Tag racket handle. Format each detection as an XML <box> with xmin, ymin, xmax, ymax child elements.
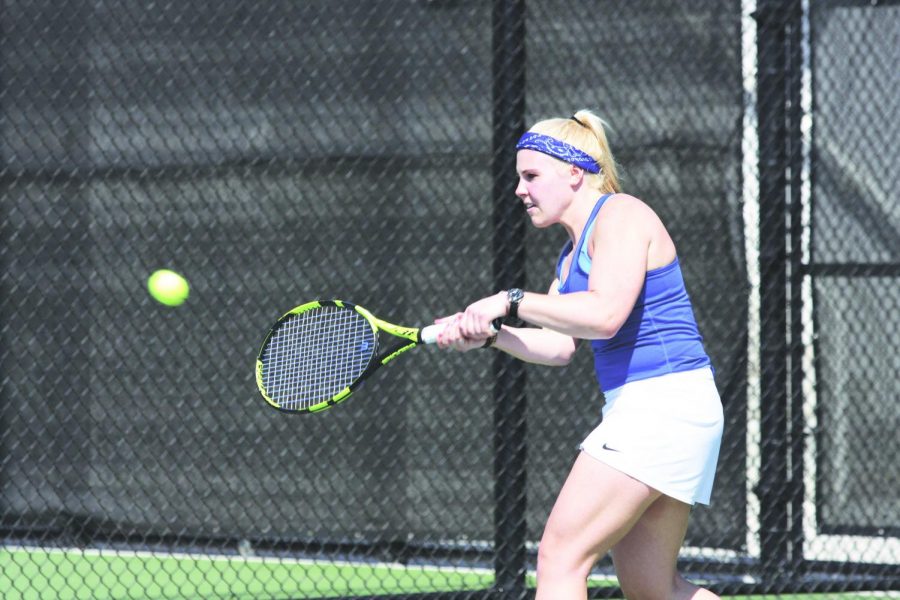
<box><xmin>420</xmin><ymin>318</ymin><xmax>502</xmax><ymax>345</ymax></box>
<box><xmin>419</xmin><ymin>323</ymin><xmax>445</xmax><ymax>344</ymax></box>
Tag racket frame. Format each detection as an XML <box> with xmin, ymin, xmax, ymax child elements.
<box><xmin>255</xmin><ymin>299</ymin><xmax>431</xmax><ymax>414</ymax></box>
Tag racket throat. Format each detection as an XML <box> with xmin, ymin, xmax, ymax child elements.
<box><xmin>379</xmin><ymin>342</ymin><xmax>418</xmax><ymax>365</ymax></box>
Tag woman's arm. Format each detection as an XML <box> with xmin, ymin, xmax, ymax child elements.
<box><xmin>458</xmin><ymin>196</ymin><xmax>655</xmax><ymax>340</ymax></box>
<box><xmin>490</xmin><ymin>279</ymin><xmax>578</xmax><ymax>366</ymax></box>
<box><xmin>491</xmin><ymin>324</ymin><xmax>578</xmax><ymax>366</ymax></box>
<box><xmin>436</xmin><ymin>280</ymin><xmax>578</xmax><ymax>366</ymax></box>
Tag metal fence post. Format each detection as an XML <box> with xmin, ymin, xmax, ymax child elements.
<box><xmin>755</xmin><ymin>0</ymin><xmax>801</xmax><ymax>587</ymax></box>
<box><xmin>785</xmin><ymin>0</ymin><xmax>806</xmax><ymax>582</ymax></box>
<box><xmin>491</xmin><ymin>0</ymin><xmax>527</xmax><ymax>597</ymax></box>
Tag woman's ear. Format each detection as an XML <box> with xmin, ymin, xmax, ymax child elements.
<box><xmin>569</xmin><ymin>164</ymin><xmax>585</xmax><ymax>186</ymax></box>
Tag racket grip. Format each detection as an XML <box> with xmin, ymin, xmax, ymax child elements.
<box><xmin>419</xmin><ymin>323</ymin><xmax>446</xmax><ymax>344</ymax></box>
<box><xmin>420</xmin><ymin>318</ymin><xmax>502</xmax><ymax>345</ymax></box>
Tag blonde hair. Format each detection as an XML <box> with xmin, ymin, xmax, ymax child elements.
<box><xmin>528</xmin><ymin>109</ymin><xmax>620</xmax><ymax>194</ymax></box>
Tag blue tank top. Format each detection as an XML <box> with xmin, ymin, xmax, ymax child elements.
<box><xmin>556</xmin><ymin>195</ymin><xmax>711</xmax><ymax>391</ymax></box>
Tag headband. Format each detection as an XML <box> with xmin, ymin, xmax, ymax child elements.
<box><xmin>515</xmin><ymin>131</ymin><xmax>601</xmax><ymax>174</ymax></box>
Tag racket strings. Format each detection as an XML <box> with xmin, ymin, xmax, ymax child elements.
<box><xmin>261</xmin><ymin>306</ymin><xmax>376</xmax><ymax>410</ymax></box>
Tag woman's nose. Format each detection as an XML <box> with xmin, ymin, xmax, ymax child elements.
<box><xmin>515</xmin><ymin>178</ymin><xmax>527</xmax><ymax>198</ymax></box>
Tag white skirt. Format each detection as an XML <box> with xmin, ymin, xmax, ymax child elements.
<box><xmin>579</xmin><ymin>367</ymin><xmax>723</xmax><ymax>505</ymax></box>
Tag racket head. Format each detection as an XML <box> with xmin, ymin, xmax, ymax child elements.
<box><xmin>255</xmin><ymin>300</ymin><xmax>379</xmax><ymax>414</ymax></box>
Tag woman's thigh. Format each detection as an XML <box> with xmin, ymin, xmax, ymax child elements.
<box><xmin>539</xmin><ymin>451</ymin><xmax>661</xmax><ymax>572</ymax></box>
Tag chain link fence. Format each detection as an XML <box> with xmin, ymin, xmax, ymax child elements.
<box><xmin>803</xmin><ymin>0</ymin><xmax>899</xmax><ymax>567</ymax></box>
<box><xmin>0</xmin><ymin>1</ymin><xmax>896</xmax><ymax>598</ymax></box>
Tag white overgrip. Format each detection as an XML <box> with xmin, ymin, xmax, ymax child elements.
<box><xmin>419</xmin><ymin>320</ymin><xmax>500</xmax><ymax>345</ymax></box>
<box><xmin>419</xmin><ymin>323</ymin><xmax>446</xmax><ymax>344</ymax></box>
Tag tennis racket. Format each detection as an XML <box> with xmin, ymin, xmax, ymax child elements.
<box><xmin>255</xmin><ymin>299</ymin><xmax>499</xmax><ymax>414</ymax></box>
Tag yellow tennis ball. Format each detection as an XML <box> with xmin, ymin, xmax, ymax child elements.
<box><xmin>147</xmin><ymin>269</ymin><xmax>190</xmax><ymax>307</ymax></box>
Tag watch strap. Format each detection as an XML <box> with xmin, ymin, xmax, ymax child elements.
<box><xmin>507</xmin><ymin>288</ymin><xmax>524</xmax><ymax>320</ymax></box>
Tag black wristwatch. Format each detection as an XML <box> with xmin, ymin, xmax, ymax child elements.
<box><xmin>506</xmin><ymin>288</ymin><xmax>525</xmax><ymax>320</ymax></box>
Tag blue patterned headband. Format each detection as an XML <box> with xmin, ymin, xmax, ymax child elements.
<box><xmin>515</xmin><ymin>131</ymin><xmax>601</xmax><ymax>174</ymax></box>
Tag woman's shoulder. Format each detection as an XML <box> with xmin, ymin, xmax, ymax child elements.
<box><xmin>597</xmin><ymin>193</ymin><xmax>675</xmax><ymax>266</ymax></box>
<box><xmin>598</xmin><ymin>193</ymin><xmax>657</xmax><ymax>222</ymax></box>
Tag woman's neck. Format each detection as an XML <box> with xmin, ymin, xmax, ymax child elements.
<box><xmin>561</xmin><ymin>189</ymin><xmax>607</xmax><ymax>245</ymax></box>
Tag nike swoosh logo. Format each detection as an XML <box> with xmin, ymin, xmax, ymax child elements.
<box><xmin>602</xmin><ymin>443</ymin><xmax>620</xmax><ymax>452</ymax></box>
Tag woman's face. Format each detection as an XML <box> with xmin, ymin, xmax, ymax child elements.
<box><xmin>515</xmin><ymin>149</ymin><xmax>573</xmax><ymax>228</ymax></box>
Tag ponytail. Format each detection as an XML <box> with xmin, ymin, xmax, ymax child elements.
<box><xmin>528</xmin><ymin>109</ymin><xmax>620</xmax><ymax>194</ymax></box>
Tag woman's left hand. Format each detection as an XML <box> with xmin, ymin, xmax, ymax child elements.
<box><xmin>458</xmin><ymin>292</ymin><xmax>508</xmax><ymax>340</ymax></box>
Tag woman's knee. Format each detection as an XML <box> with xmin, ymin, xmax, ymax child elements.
<box><xmin>535</xmin><ymin>531</ymin><xmax>595</xmax><ymax>582</ymax></box>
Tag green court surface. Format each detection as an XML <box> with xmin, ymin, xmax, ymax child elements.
<box><xmin>0</xmin><ymin>546</ymin><xmax>885</xmax><ymax>600</ymax></box>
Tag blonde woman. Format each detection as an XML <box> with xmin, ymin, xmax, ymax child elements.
<box><xmin>437</xmin><ymin>110</ymin><xmax>724</xmax><ymax>600</ymax></box>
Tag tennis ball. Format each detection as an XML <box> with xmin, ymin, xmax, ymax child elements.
<box><xmin>147</xmin><ymin>269</ymin><xmax>190</xmax><ymax>307</ymax></box>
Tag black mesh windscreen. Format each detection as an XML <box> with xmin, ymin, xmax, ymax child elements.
<box><xmin>2</xmin><ymin>0</ymin><xmax>499</xmax><ymax>555</ymax></box>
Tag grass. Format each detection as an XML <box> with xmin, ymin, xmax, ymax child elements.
<box><xmin>0</xmin><ymin>547</ymin><xmax>887</xmax><ymax>600</ymax></box>
<box><xmin>0</xmin><ymin>547</ymin><xmax>493</xmax><ymax>599</ymax></box>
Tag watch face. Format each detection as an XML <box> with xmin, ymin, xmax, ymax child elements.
<box><xmin>508</xmin><ymin>288</ymin><xmax>524</xmax><ymax>303</ymax></box>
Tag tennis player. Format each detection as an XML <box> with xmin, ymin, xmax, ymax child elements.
<box><xmin>436</xmin><ymin>110</ymin><xmax>724</xmax><ymax>599</ymax></box>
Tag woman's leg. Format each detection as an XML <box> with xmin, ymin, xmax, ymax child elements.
<box><xmin>612</xmin><ymin>494</ymin><xmax>720</xmax><ymax>600</ymax></box>
<box><xmin>535</xmin><ymin>451</ymin><xmax>661</xmax><ymax>600</ymax></box>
